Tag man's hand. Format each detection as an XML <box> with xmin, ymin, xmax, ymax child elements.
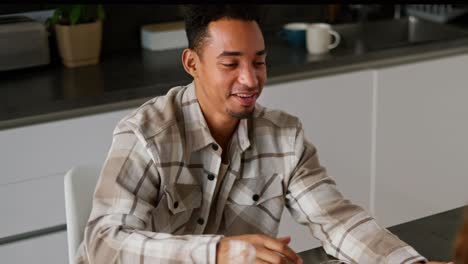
<box><xmin>216</xmin><ymin>234</ymin><xmax>303</xmax><ymax>264</ymax></box>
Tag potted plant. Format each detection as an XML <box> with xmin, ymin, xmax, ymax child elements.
<box><xmin>47</xmin><ymin>5</ymin><xmax>105</xmax><ymax>68</ymax></box>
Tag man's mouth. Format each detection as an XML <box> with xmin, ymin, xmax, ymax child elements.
<box><xmin>236</xmin><ymin>93</ymin><xmax>255</xmax><ymax>98</ymax></box>
<box><xmin>231</xmin><ymin>92</ymin><xmax>258</xmax><ymax>106</ymax></box>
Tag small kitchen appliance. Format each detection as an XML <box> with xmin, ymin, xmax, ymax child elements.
<box><xmin>0</xmin><ymin>16</ymin><xmax>50</xmax><ymax>71</ymax></box>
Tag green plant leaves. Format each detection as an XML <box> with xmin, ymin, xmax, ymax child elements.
<box><xmin>48</xmin><ymin>4</ymin><xmax>106</xmax><ymax>26</ymax></box>
<box><xmin>70</xmin><ymin>5</ymin><xmax>83</xmax><ymax>25</ymax></box>
<box><xmin>49</xmin><ymin>8</ymin><xmax>61</xmax><ymax>25</ymax></box>
<box><xmin>97</xmin><ymin>5</ymin><xmax>106</xmax><ymax>21</ymax></box>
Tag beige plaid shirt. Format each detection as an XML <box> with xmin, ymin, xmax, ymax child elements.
<box><xmin>76</xmin><ymin>82</ymin><xmax>427</xmax><ymax>264</ymax></box>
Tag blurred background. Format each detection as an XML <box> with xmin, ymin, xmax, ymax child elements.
<box><xmin>3</xmin><ymin>4</ymin><xmax>463</xmax><ymax>56</ymax></box>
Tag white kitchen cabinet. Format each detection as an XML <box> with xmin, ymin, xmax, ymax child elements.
<box><xmin>259</xmin><ymin>70</ymin><xmax>375</xmax><ymax>252</ymax></box>
<box><xmin>0</xmin><ymin>108</ymin><xmax>134</xmax><ymax>186</ymax></box>
<box><xmin>374</xmin><ymin>53</ymin><xmax>468</xmax><ymax>227</ymax></box>
<box><xmin>0</xmin><ymin>231</ymin><xmax>68</xmax><ymax>264</ymax></box>
<box><xmin>0</xmin><ymin>173</ymin><xmax>64</xmax><ymax>238</ymax></box>
<box><xmin>0</xmin><ymin>108</ymin><xmax>134</xmax><ymax>238</ymax></box>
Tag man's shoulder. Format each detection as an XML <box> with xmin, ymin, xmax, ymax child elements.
<box><xmin>114</xmin><ymin>84</ymin><xmax>186</xmax><ymax>138</ymax></box>
<box><xmin>254</xmin><ymin>104</ymin><xmax>302</xmax><ymax>129</ymax></box>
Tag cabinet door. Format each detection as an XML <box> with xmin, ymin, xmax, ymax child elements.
<box><xmin>0</xmin><ymin>173</ymin><xmax>64</xmax><ymax>238</ymax></box>
<box><xmin>0</xmin><ymin>231</ymin><xmax>68</xmax><ymax>264</ymax></box>
<box><xmin>0</xmin><ymin>108</ymin><xmax>134</xmax><ymax>238</ymax></box>
<box><xmin>0</xmin><ymin>108</ymin><xmax>134</xmax><ymax>186</ymax></box>
<box><xmin>258</xmin><ymin>70</ymin><xmax>374</xmax><ymax>252</ymax></box>
<box><xmin>375</xmin><ymin>54</ymin><xmax>468</xmax><ymax>227</ymax></box>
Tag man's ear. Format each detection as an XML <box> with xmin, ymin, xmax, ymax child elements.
<box><xmin>182</xmin><ymin>49</ymin><xmax>199</xmax><ymax>78</ymax></box>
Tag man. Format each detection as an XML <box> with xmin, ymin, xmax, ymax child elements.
<box><xmin>76</xmin><ymin>5</ymin><xmax>449</xmax><ymax>264</ymax></box>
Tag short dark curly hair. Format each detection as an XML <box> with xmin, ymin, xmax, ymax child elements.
<box><xmin>181</xmin><ymin>5</ymin><xmax>261</xmax><ymax>54</ymax></box>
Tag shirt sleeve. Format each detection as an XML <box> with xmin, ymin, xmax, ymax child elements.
<box><xmin>75</xmin><ymin>121</ymin><xmax>223</xmax><ymax>264</ymax></box>
<box><xmin>284</xmin><ymin>122</ymin><xmax>427</xmax><ymax>264</ymax></box>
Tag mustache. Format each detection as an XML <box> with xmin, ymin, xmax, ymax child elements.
<box><xmin>229</xmin><ymin>86</ymin><xmax>260</xmax><ymax>95</ymax></box>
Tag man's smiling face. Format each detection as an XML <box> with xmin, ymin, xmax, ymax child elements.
<box><xmin>194</xmin><ymin>18</ymin><xmax>267</xmax><ymax>119</ymax></box>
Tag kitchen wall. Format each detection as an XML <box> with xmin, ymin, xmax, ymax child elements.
<box><xmin>0</xmin><ymin>4</ymin><xmax>397</xmax><ymax>57</ymax></box>
<box><xmin>8</xmin><ymin>4</ymin><xmax>468</xmax><ymax>61</ymax></box>
<box><xmin>0</xmin><ymin>4</ymin><xmax>322</xmax><ymax>55</ymax></box>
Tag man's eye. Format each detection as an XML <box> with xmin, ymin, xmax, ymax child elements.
<box><xmin>222</xmin><ymin>63</ymin><xmax>237</xmax><ymax>67</ymax></box>
<box><xmin>255</xmin><ymin>61</ymin><xmax>265</xmax><ymax>66</ymax></box>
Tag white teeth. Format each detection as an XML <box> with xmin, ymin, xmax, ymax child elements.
<box><xmin>237</xmin><ymin>94</ymin><xmax>254</xmax><ymax>98</ymax></box>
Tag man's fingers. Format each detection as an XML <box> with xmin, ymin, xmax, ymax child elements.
<box><xmin>263</xmin><ymin>237</ymin><xmax>300</xmax><ymax>263</ymax></box>
<box><xmin>276</xmin><ymin>236</ymin><xmax>291</xmax><ymax>244</ymax></box>
<box><xmin>256</xmin><ymin>247</ymin><xmax>286</xmax><ymax>264</ymax></box>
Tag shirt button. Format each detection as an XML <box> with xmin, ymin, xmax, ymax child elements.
<box><xmin>252</xmin><ymin>194</ymin><xmax>260</xmax><ymax>202</ymax></box>
<box><xmin>211</xmin><ymin>143</ymin><xmax>219</xmax><ymax>151</ymax></box>
<box><xmin>173</xmin><ymin>201</ymin><xmax>179</xmax><ymax>208</ymax></box>
<box><xmin>207</xmin><ymin>174</ymin><xmax>215</xmax><ymax>181</ymax></box>
<box><xmin>197</xmin><ymin>218</ymin><xmax>205</xmax><ymax>225</ymax></box>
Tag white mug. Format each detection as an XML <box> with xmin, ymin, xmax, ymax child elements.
<box><xmin>306</xmin><ymin>23</ymin><xmax>341</xmax><ymax>54</ymax></box>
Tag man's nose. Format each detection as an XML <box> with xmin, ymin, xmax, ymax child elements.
<box><xmin>238</xmin><ymin>65</ymin><xmax>258</xmax><ymax>88</ymax></box>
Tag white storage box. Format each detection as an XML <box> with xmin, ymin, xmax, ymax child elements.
<box><xmin>141</xmin><ymin>21</ymin><xmax>187</xmax><ymax>51</ymax></box>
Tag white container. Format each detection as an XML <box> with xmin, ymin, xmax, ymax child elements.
<box><xmin>406</xmin><ymin>5</ymin><xmax>468</xmax><ymax>23</ymax></box>
<box><xmin>141</xmin><ymin>21</ymin><xmax>188</xmax><ymax>51</ymax></box>
<box><xmin>0</xmin><ymin>16</ymin><xmax>50</xmax><ymax>71</ymax></box>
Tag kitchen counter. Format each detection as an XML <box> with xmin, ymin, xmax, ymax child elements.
<box><xmin>299</xmin><ymin>206</ymin><xmax>466</xmax><ymax>263</ymax></box>
<box><xmin>2</xmin><ymin>24</ymin><xmax>468</xmax><ymax>130</ymax></box>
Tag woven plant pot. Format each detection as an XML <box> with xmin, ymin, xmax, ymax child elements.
<box><xmin>55</xmin><ymin>20</ymin><xmax>102</xmax><ymax>68</ymax></box>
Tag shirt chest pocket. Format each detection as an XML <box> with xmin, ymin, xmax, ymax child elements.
<box><xmin>152</xmin><ymin>183</ymin><xmax>202</xmax><ymax>234</ymax></box>
<box><xmin>224</xmin><ymin>173</ymin><xmax>285</xmax><ymax>236</ymax></box>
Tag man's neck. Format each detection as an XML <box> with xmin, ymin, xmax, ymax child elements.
<box><xmin>206</xmin><ymin>115</ymin><xmax>237</xmax><ymax>160</ymax></box>
<box><xmin>194</xmin><ymin>83</ymin><xmax>239</xmax><ymax>155</ymax></box>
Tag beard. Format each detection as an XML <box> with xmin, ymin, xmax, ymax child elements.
<box><xmin>226</xmin><ymin>106</ymin><xmax>254</xmax><ymax>119</ymax></box>
<box><xmin>226</xmin><ymin>85</ymin><xmax>259</xmax><ymax>119</ymax></box>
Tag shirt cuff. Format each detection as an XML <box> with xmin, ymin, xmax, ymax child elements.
<box><xmin>386</xmin><ymin>245</ymin><xmax>428</xmax><ymax>264</ymax></box>
<box><xmin>190</xmin><ymin>235</ymin><xmax>224</xmax><ymax>264</ymax></box>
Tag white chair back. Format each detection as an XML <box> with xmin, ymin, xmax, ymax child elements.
<box><xmin>64</xmin><ymin>164</ymin><xmax>101</xmax><ymax>264</ymax></box>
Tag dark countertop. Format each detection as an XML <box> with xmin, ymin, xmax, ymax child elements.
<box><xmin>299</xmin><ymin>206</ymin><xmax>466</xmax><ymax>263</ymax></box>
<box><xmin>2</xmin><ymin>23</ymin><xmax>468</xmax><ymax>130</ymax></box>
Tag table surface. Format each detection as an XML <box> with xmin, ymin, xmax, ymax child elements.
<box><xmin>298</xmin><ymin>206</ymin><xmax>466</xmax><ymax>263</ymax></box>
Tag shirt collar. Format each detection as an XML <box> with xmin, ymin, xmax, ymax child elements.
<box><xmin>181</xmin><ymin>81</ymin><xmax>251</xmax><ymax>153</ymax></box>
